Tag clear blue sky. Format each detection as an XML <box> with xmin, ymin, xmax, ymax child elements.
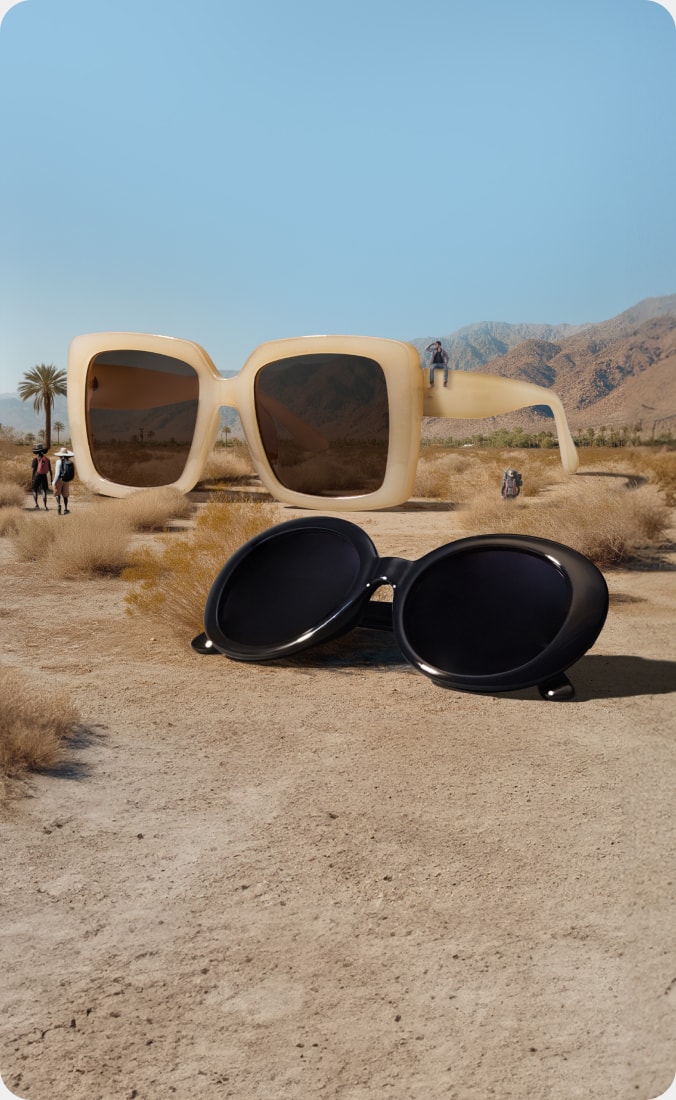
<box><xmin>0</xmin><ymin>0</ymin><xmax>675</xmax><ymax>393</ymax></box>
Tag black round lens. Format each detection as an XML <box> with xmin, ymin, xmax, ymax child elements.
<box><xmin>214</xmin><ymin>528</ymin><xmax>363</xmax><ymax>648</ymax></box>
<box><xmin>402</xmin><ymin>548</ymin><xmax>572</xmax><ymax>676</ymax></box>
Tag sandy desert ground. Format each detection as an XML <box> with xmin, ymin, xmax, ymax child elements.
<box><xmin>0</xmin><ymin>487</ymin><xmax>675</xmax><ymax>1100</ymax></box>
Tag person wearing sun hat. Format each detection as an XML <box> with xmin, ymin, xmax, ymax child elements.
<box><xmin>53</xmin><ymin>447</ymin><xmax>75</xmax><ymax>515</ymax></box>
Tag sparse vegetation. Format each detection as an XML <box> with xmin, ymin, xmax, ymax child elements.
<box><xmin>197</xmin><ymin>445</ymin><xmax>256</xmax><ymax>486</ymax></box>
<box><xmin>48</xmin><ymin>510</ymin><xmax>133</xmax><ymax>577</ymax></box>
<box><xmin>123</xmin><ymin>501</ymin><xmax>277</xmax><ymax>635</ymax></box>
<box><xmin>0</xmin><ymin>481</ymin><xmax>25</xmax><ymax>508</ymax></box>
<box><xmin>0</xmin><ymin>451</ymin><xmax>31</xmax><ymax>489</ymax></box>
<box><xmin>6</xmin><ymin>488</ymin><xmax>202</xmax><ymax>575</ymax></box>
<box><xmin>454</xmin><ymin>478</ymin><xmax>669</xmax><ymax>565</ymax></box>
<box><xmin>110</xmin><ymin>487</ymin><xmax>195</xmax><ymax>531</ymax></box>
<box><xmin>0</xmin><ymin>665</ymin><xmax>80</xmax><ymax>787</ymax></box>
<box><xmin>0</xmin><ymin>507</ymin><xmax>24</xmax><ymax>537</ymax></box>
<box><xmin>8</xmin><ymin>513</ymin><xmax>58</xmax><ymax>560</ymax></box>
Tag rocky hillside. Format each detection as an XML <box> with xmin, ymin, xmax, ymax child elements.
<box><xmin>417</xmin><ymin>295</ymin><xmax>676</xmax><ymax>439</ymax></box>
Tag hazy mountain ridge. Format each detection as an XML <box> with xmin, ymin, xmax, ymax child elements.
<box><xmin>417</xmin><ymin>295</ymin><xmax>676</xmax><ymax>437</ymax></box>
<box><xmin>0</xmin><ymin>394</ymin><xmax>69</xmax><ymax>436</ymax></box>
<box><xmin>2</xmin><ymin>296</ymin><xmax>675</xmax><ymax>440</ymax></box>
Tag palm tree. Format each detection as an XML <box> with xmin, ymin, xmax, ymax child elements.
<box><xmin>53</xmin><ymin>420</ymin><xmax>65</xmax><ymax>445</ymax></box>
<box><xmin>18</xmin><ymin>364</ymin><xmax>67</xmax><ymax>451</ymax></box>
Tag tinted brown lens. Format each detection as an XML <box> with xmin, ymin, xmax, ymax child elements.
<box><xmin>86</xmin><ymin>351</ymin><xmax>199</xmax><ymax>487</ymax></box>
<box><xmin>254</xmin><ymin>353</ymin><xmax>389</xmax><ymax>496</ymax></box>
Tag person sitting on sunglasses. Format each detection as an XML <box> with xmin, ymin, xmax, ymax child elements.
<box><xmin>425</xmin><ymin>340</ymin><xmax>450</xmax><ymax>387</ymax></box>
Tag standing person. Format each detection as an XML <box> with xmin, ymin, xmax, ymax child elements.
<box><xmin>501</xmin><ymin>467</ymin><xmax>523</xmax><ymax>499</ymax></box>
<box><xmin>31</xmin><ymin>446</ymin><xmax>52</xmax><ymax>510</ymax></box>
<box><xmin>53</xmin><ymin>448</ymin><xmax>75</xmax><ymax>514</ymax></box>
<box><xmin>425</xmin><ymin>340</ymin><xmax>450</xmax><ymax>387</ymax></box>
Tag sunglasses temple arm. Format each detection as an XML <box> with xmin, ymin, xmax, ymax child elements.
<box><xmin>424</xmin><ymin>371</ymin><xmax>579</xmax><ymax>473</ymax></box>
<box><xmin>539</xmin><ymin>672</ymin><xmax>575</xmax><ymax>700</ymax></box>
<box><xmin>359</xmin><ymin>600</ymin><xmax>395</xmax><ymax>631</ymax></box>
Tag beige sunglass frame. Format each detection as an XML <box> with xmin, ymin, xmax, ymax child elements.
<box><xmin>68</xmin><ymin>331</ymin><xmax>579</xmax><ymax>510</ymax></box>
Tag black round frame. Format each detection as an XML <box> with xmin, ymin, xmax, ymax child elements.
<box><xmin>193</xmin><ymin>516</ymin><xmax>609</xmax><ymax>701</ymax></box>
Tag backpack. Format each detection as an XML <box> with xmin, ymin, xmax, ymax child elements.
<box><xmin>60</xmin><ymin>458</ymin><xmax>75</xmax><ymax>482</ymax></box>
<box><xmin>36</xmin><ymin>454</ymin><xmax>49</xmax><ymax>476</ymax></box>
<box><xmin>503</xmin><ymin>474</ymin><xmax>520</xmax><ymax>498</ymax></box>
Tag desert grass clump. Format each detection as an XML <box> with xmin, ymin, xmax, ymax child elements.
<box><xmin>198</xmin><ymin>446</ymin><xmax>256</xmax><ymax>485</ymax></box>
<box><xmin>110</xmin><ymin>487</ymin><xmax>195</xmax><ymax>531</ymax></box>
<box><xmin>455</xmin><ymin>479</ymin><xmax>669</xmax><ymax>565</ymax></box>
<box><xmin>414</xmin><ymin>452</ymin><xmax>472</xmax><ymax>501</ymax></box>
<box><xmin>123</xmin><ymin>501</ymin><xmax>278</xmax><ymax>636</ymax></box>
<box><xmin>623</xmin><ymin>448</ymin><xmax>676</xmax><ymax>505</ymax></box>
<box><xmin>47</xmin><ymin>508</ymin><xmax>133</xmax><ymax>577</ymax></box>
<box><xmin>0</xmin><ymin>507</ymin><xmax>25</xmax><ymax>537</ymax></box>
<box><xmin>0</xmin><ymin>481</ymin><xmax>26</xmax><ymax>508</ymax></box>
<box><xmin>0</xmin><ymin>457</ymin><xmax>30</xmax><ymax>490</ymax></box>
<box><xmin>9</xmin><ymin>514</ymin><xmax>58</xmax><ymax>561</ymax></box>
<box><xmin>0</xmin><ymin>665</ymin><xmax>79</xmax><ymax>786</ymax></box>
<box><xmin>8</xmin><ymin>500</ymin><xmax>134</xmax><ymax>576</ymax></box>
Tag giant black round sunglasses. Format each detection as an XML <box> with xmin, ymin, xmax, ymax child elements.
<box><xmin>191</xmin><ymin>517</ymin><xmax>609</xmax><ymax>700</ymax></box>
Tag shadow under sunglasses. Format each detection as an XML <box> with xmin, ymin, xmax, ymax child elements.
<box><xmin>191</xmin><ymin>517</ymin><xmax>609</xmax><ymax>701</ymax></box>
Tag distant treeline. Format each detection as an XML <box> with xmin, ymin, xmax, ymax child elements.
<box><xmin>421</xmin><ymin>425</ymin><xmax>675</xmax><ymax>450</ymax></box>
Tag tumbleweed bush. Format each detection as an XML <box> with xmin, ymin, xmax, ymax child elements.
<box><xmin>123</xmin><ymin>501</ymin><xmax>277</xmax><ymax>636</ymax></box>
<box><xmin>0</xmin><ymin>665</ymin><xmax>80</xmax><ymax>788</ymax></box>
<box><xmin>110</xmin><ymin>487</ymin><xmax>195</xmax><ymax>531</ymax></box>
<box><xmin>455</xmin><ymin>478</ymin><xmax>669</xmax><ymax>565</ymax></box>
<box><xmin>0</xmin><ymin>481</ymin><xmax>26</xmax><ymax>508</ymax></box>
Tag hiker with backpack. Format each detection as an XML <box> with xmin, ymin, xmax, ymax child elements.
<box><xmin>31</xmin><ymin>446</ymin><xmax>52</xmax><ymax>510</ymax></box>
<box><xmin>53</xmin><ymin>448</ymin><xmax>75</xmax><ymax>514</ymax></box>
<box><xmin>501</xmin><ymin>467</ymin><xmax>523</xmax><ymax>500</ymax></box>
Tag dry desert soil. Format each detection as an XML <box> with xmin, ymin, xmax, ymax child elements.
<box><xmin>1</xmin><ymin>490</ymin><xmax>675</xmax><ymax>1100</ymax></box>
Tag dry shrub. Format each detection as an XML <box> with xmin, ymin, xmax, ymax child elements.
<box><xmin>0</xmin><ymin>507</ymin><xmax>25</xmax><ymax>537</ymax></box>
<box><xmin>198</xmin><ymin>447</ymin><xmax>256</xmax><ymax>484</ymax></box>
<box><xmin>624</xmin><ymin>449</ymin><xmax>676</xmax><ymax>505</ymax></box>
<box><xmin>110</xmin><ymin>487</ymin><xmax>195</xmax><ymax>531</ymax></box>
<box><xmin>0</xmin><ymin>458</ymin><xmax>29</xmax><ymax>489</ymax></box>
<box><xmin>9</xmin><ymin>506</ymin><xmax>132</xmax><ymax>575</ymax></box>
<box><xmin>0</xmin><ymin>665</ymin><xmax>79</xmax><ymax>784</ymax></box>
<box><xmin>414</xmin><ymin>452</ymin><xmax>471</xmax><ymax>500</ymax></box>
<box><xmin>123</xmin><ymin>501</ymin><xmax>278</xmax><ymax>635</ymax></box>
<box><xmin>0</xmin><ymin>481</ymin><xmax>26</xmax><ymax>508</ymax></box>
<box><xmin>455</xmin><ymin>479</ymin><xmax>669</xmax><ymax>565</ymax></box>
<box><xmin>450</xmin><ymin>450</ymin><xmax>564</xmax><ymax>502</ymax></box>
<box><xmin>9</xmin><ymin>514</ymin><xmax>58</xmax><ymax>561</ymax></box>
<box><xmin>47</xmin><ymin>508</ymin><xmax>133</xmax><ymax>577</ymax></box>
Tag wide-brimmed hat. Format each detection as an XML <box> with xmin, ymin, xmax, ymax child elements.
<box><xmin>32</xmin><ymin>445</ymin><xmax>47</xmax><ymax>454</ymax></box>
<box><xmin>55</xmin><ymin>448</ymin><xmax>74</xmax><ymax>457</ymax></box>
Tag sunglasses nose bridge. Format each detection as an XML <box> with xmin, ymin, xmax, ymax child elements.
<box><xmin>213</xmin><ymin>373</ymin><xmax>242</xmax><ymax>412</ymax></box>
<box><xmin>369</xmin><ymin>555</ymin><xmax>410</xmax><ymax>590</ymax></box>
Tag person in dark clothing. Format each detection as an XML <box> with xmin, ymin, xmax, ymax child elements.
<box><xmin>31</xmin><ymin>446</ymin><xmax>52</xmax><ymax>510</ymax></box>
<box><xmin>425</xmin><ymin>340</ymin><xmax>450</xmax><ymax>387</ymax></box>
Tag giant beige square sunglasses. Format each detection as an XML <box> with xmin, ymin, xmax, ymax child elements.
<box><xmin>68</xmin><ymin>332</ymin><xmax>579</xmax><ymax>509</ymax></box>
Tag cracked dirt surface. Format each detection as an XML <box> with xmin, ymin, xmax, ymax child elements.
<box><xmin>0</xmin><ymin>499</ymin><xmax>675</xmax><ymax>1100</ymax></box>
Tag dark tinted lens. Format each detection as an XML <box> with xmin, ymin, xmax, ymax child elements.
<box><xmin>403</xmin><ymin>549</ymin><xmax>572</xmax><ymax>675</ymax></box>
<box><xmin>254</xmin><ymin>353</ymin><xmax>389</xmax><ymax>496</ymax></box>
<box><xmin>216</xmin><ymin>529</ymin><xmax>362</xmax><ymax>646</ymax></box>
<box><xmin>86</xmin><ymin>351</ymin><xmax>199</xmax><ymax>486</ymax></box>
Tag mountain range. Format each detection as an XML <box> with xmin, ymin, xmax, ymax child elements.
<box><xmin>1</xmin><ymin>295</ymin><xmax>675</xmax><ymax>442</ymax></box>
<box><xmin>415</xmin><ymin>294</ymin><xmax>676</xmax><ymax>439</ymax></box>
